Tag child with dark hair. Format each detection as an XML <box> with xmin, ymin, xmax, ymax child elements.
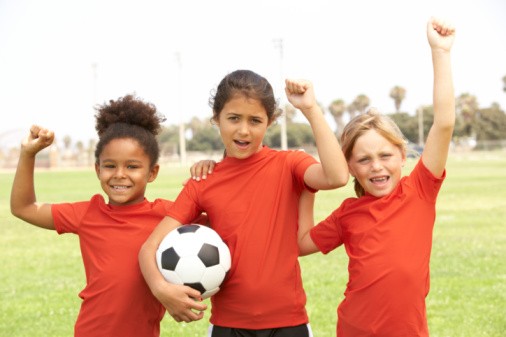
<box><xmin>139</xmin><ymin>70</ymin><xmax>349</xmax><ymax>337</ymax></box>
<box><xmin>11</xmin><ymin>94</ymin><xmax>184</xmax><ymax>337</ymax></box>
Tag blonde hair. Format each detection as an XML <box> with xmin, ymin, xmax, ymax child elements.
<box><xmin>341</xmin><ymin>108</ymin><xmax>408</xmax><ymax>197</ymax></box>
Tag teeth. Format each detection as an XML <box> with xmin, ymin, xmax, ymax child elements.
<box><xmin>112</xmin><ymin>185</ymin><xmax>129</xmax><ymax>190</ymax></box>
<box><xmin>371</xmin><ymin>177</ymin><xmax>387</xmax><ymax>182</ymax></box>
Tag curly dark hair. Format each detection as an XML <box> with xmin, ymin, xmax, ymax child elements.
<box><xmin>209</xmin><ymin>69</ymin><xmax>280</xmax><ymax>123</ymax></box>
<box><xmin>94</xmin><ymin>94</ymin><xmax>166</xmax><ymax>167</ymax></box>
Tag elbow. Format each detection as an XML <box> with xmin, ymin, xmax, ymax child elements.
<box><xmin>327</xmin><ymin>173</ymin><xmax>350</xmax><ymax>189</ymax></box>
<box><xmin>328</xmin><ymin>163</ymin><xmax>350</xmax><ymax>189</ymax></box>
<box><xmin>298</xmin><ymin>233</ymin><xmax>319</xmax><ymax>257</ymax></box>
<box><xmin>338</xmin><ymin>174</ymin><xmax>350</xmax><ymax>188</ymax></box>
<box><xmin>138</xmin><ymin>241</ymin><xmax>150</xmax><ymax>266</ymax></box>
<box><xmin>10</xmin><ymin>203</ymin><xmax>23</xmax><ymax>220</ymax></box>
<box><xmin>138</xmin><ymin>238</ymin><xmax>158</xmax><ymax>273</ymax></box>
<box><xmin>10</xmin><ymin>209</ymin><xmax>20</xmax><ymax>219</ymax></box>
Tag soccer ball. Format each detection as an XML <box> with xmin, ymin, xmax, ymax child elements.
<box><xmin>156</xmin><ymin>224</ymin><xmax>231</xmax><ymax>299</ymax></box>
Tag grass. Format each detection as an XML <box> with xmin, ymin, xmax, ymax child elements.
<box><xmin>1</xmin><ymin>151</ymin><xmax>505</xmax><ymax>336</ymax></box>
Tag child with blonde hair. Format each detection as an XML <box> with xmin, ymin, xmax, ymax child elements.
<box><xmin>299</xmin><ymin>17</ymin><xmax>456</xmax><ymax>336</ymax></box>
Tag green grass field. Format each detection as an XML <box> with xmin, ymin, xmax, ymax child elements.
<box><xmin>1</xmin><ymin>151</ymin><xmax>505</xmax><ymax>336</ymax></box>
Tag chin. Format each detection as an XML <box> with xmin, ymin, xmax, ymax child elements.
<box><xmin>372</xmin><ymin>189</ymin><xmax>393</xmax><ymax>198</ymax></box>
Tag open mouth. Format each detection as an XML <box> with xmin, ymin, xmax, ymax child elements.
<box><xmin>234</xmin><ymin>140</ymin><xmax>250</xmax><ymax>148</ymax></box>
<box><xmin>111</xmin><ymin>185</ymin><xmax>131</xmax><ymax>190</ymax></box>
<box><xmin>370</xmin><ymin>176</ymin><xmax>389</xmax><ymax>184</ymax></box>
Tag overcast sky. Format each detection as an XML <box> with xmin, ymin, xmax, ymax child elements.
<box><xmin>1</xmin><ymin>0</ymin><xmax>505</xmax><ymax>148</ymax></box>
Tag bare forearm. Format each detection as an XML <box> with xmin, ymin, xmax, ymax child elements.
<box><xmin>139</xmin><ymin>240</ymin><xmax>168</xmax><ymax>298</ymax></box>
<box><xmin>298</xmin><ymin>231</ymin><xmax>319</xmax><ymax>256</ymax></box>
<box><xmin>10</xmin><ymin>152</ymin><xmax>37</xmax><ymax>218</ymax></box>
<box><xmin>304</xmin><ymin>106</ymin><xmax>348</xmax><ymax>188</ymax></box>
<box><xmin>139</xmin><ymin>217</ymin><xmax>183</xmax><ymax>298</ymax></box>
<box><xmin>423</xmin><ymin>17</ymin><xmax>456</xmax><ymax>176</ymax></box>
<box><xmin>432</xmin><ymin>49</ymin><xmax>455</xmax><ymax>130</ymax></box>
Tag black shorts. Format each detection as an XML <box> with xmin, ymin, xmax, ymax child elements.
<box><xmin>208</xmin><ymin>323</ymin><xmax>313</xmax><ymax>337</ymax></box>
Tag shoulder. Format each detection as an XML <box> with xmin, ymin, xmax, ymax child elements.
<box><xmin>152</xmin><ymin>198</ymin><xmax>174</xmax><ymax>206</ymax></box>
<box><xmin>53</xmin><ymin>194</ymin><xmax>99</xmax><ymax>211</ymax></box>
<box><xmin>152</xmin><ymin>198</ymin><xmax>175</xmax><ymax>212</ymax></box>
<box><xmin>274</xmin><ymin>148</ymin><xmax>317</xmax><ymax>167</ymax></box>
<box><xmin>400</xmin><ymin>158</ymin><xmax>445</xmax><ymax>200</ymax></box>
<box><xmin>90</xmin><ymin>194</ymin><xmax>106</xmax><ymax>204</ymax></box>
<box><xmin>406</xmin><ymin>158</ymin><xmax>446</xmax><ymax>185</ymax></box>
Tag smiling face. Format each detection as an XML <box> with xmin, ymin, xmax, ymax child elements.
<box><xmin>215</xmin><ymin>94</ymin><xmax>270</xmax><ymax>160</ymax></box>
<box><xmin>347</xmin><ymin>129</ymin><xmax>406</xmax><ymax>198</ymax></box>
<box><xmin>95</xmin><ymin>138</ymin><xmax>159</xmax><ymax>206</ymax></box>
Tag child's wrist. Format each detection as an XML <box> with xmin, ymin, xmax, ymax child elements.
<box><xmin>302</xmin><ymin>105</ymin><xmax>323</xmax><ymax>118</ymax></box>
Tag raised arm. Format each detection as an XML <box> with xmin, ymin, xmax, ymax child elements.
<box><xmin>138</xmin><ymin>216</ymin><xmax>208</xmax><ymax>323</ymax></box>
<box><xmin>10</xmin><ymin>125</ymin><xmax>56</xmax><ymax>229</ymax></box>
<box><xmin>422</xmin><ymin>17</ymin><xmax>456</xmax><ymax>177</ymax></box>
<box><xmin>285</xmin><ymin>79</ymin><xmax>348</xmax><ymax>190</ymax></box>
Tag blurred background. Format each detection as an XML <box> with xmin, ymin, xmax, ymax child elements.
<box><xmin>1</xmin><ymin>0</ymin><xmax>505</xmax><ymax>168</ymax></box>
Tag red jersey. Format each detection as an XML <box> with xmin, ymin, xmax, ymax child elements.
<box><xmin>167</xmin><ymin>146</ymin><xmax>317</xmax><ymax>329</ymax></box>
<box><xmin>52</xmin><ymin>195</ymin><xmax>170</xmax><ymax>337</ymax></box>
<box><xmin>311</xmin><ymin>159</ymin><xmax>445</xmax><ymax>337</ymax></box>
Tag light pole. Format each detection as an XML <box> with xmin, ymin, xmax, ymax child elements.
<box><xmin>175</xmin><ymin>52</ymin><xmax>187</xmax><ymax>166</ymax></box>
<box><xmin>89</xmin><ymin>62</ymin><xmax>99</xmax><ymax>167</ymax></box>
<box><xmin>273</xmin><ymin>38</ymin><xmax>287</xmax><ymax>150</ymax></box>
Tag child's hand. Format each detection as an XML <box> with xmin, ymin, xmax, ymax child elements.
<box><xmin>21</xmin><ymin>125</ymin><xmax>54</xmax><ymax>155</ymax></box>
<box><xmin>285</xmin><ymin>79</ymin><xmax>320</xmax><ymax>119</ymax></box>
<box><xmin>427</xmin><ymin>17</ymin><xmax>455</xmax><ymax>52</ymax></box>
<box><xmin>183</xmin><ymin>159</ymin><xmax>216</xmax><ymax>186</ymax></box>
<box><xmin>156</xmin><ymin>282</ymin><xmax>207</xmax><ymax>323</ymax></box>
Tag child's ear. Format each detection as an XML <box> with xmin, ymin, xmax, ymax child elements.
<box><xmin>95</xmin><ymin>162</ymin><xmax>100</xmax><ymax>178</ymax></box>
<box><xmin>148</xmin><ymin>164</ymin><xmax>160</xmax><ymax>182</ymax></box>
<box><xmin>347</xmin><ymin>163</ymin><xmax>356</xmax><ymax>178</ymax></box>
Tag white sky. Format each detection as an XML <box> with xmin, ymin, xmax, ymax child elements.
<box><xmin>1</xmin><ymin>0</ymin><xmax>505</xmax><ymax>148</ymax></box>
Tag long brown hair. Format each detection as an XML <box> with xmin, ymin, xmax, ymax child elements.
<box><xmin>209</xmin><ymin>70</ymin><xmax>281</xmax><ymax>124</ymax></box>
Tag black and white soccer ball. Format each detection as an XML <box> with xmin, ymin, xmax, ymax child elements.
<box><xmin>156</xmin><ymin>224</ymin><xmax>231</xmax><ymax>299</ymax></box>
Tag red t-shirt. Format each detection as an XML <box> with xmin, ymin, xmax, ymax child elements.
<box><xmin>311</xmin><ymin>159</ymin><xmax>445</xmax><ymax>337</ymax></box>
<box><xmin>52</xmin><ymin>195</ymin><xmax>170</xmax><ymax>337</ymax></box>
<box><xmin>167</xmin><ymin>146</ymin><xmax>318</xmax><ymax>329</ymax></box>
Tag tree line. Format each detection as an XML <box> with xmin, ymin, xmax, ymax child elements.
<box><xmin>158</xmin><ymin>77</ymin><xmax>506</xmax><ymax>155</ymax></box>
<box><xmin>49</xmin><ymin>76</ymin><xmax>506</xmax><ymax>157</ymax></box>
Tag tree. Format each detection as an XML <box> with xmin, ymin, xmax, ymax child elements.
<box><xmin>159</xmin><ymin>125</ymin><xmax>180</xmax><ymax>155</ymax></box>
<box><xmin>389</xmin><ymin>86</ymin><xmax>406</xmax><ymax>112</ymax></box>
<box><xmin>283</xmin><ymin>103</ymin><xmax>297</xmax><ymax>123</ymax></box>
<box><xmin>328</xmin><ymin>99</ymin><xmax>346</xmax><ymax>137</ymax></box>
<box><xmin>265</xmin><ymin>122</ymin><xmax>314</xmax><ymax>149</ymax></box>
<box><xmin>347</xmin><ymin>103</ymin><xmax>358</xmax><ymax>120</ymax></box>
<box><xmin>351</xmin><ymin>94</ymin><xmax>370</xmax><ymax>115</ymax></box>
<box><xmin>188</xmin><ymin>116</ymin><xmax>207</xmax><ymax>134</ymax></box>
<box><xmin>455</xmin><ymin>93</ymin><xmax>479</xmax><ymax>137</ymax></box>
<box><xmin>63</xmin><ymin>135</ymin><xmax>72</xmax><ymax>150</ymax></box>
<box><xmin>76</xmin><ymin>141</ymin><xmax>84</xmax><ymax>153</ymax></box>
<box><xmin>503</xmin><ymin>75</ymin><xmax>506</xmax><ymax>93</ymax></box>
<box><xmin>389</xmin><ymin>107</ymin><xmax>433</xmax><ymax>145</ymax></box>
<box><xmin>474</xmin><ymin>103</ymin><xmax>506</xmax><ymax>141</ymax></box>
<box><xmin>187</xmin><ymin>124</ymin><xmax>223</xmax><ymax>151</ymax></box>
